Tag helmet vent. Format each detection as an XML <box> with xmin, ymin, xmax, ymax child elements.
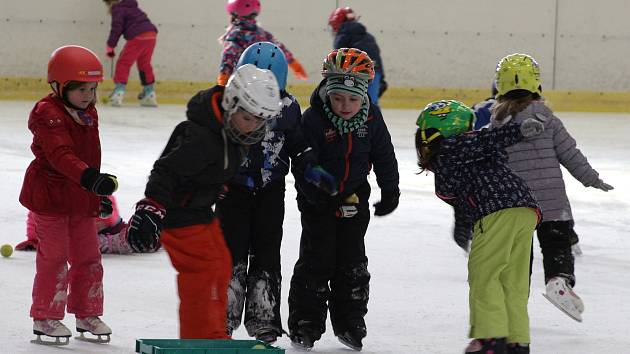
<box><xmin>515</xmin><ymin>74</ymin><xmax>519</xmax><ymax>84</ymax></box>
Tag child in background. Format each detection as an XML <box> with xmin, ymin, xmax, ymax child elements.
<box><xmin>328</xmin><ymin>7</ymin><xmax>387</xmax><ymax>105</ymax></box>
<box><xmin>288</xmin><ymin>48</ymin><xmax>400</xmax><ymax>352</ymax></box>
<box><xmin>217</xmin><ymin>0</ymin><xmax>308</xmax><ymax>86</ymax></box>
<box><xmin>472</xmin><ymin>81</ymin><xmax>498</xmax><ymax>130</ymax></box>
<box><xmin>216</xmin><ymin>42</ymin><xmax>336</xmax><ymax>344</ymax></box>
<box><xmin>415</xmin><ymin>100</ymin><xmax>544</xmax><ymax>354</ymax></box>
<box><xmin>490</xmin><ymin>53</ymin><xmax>614</xmax><ymax>323</ymax></box>
<box><xmin>19</xmin><ymin>45</ymin><xmax>118</xmax><ymax>345</ymax></box>
<box><xmin>126</xmin><ymin>64</ymin><xmax>283</xmax><ymax>339</ymax></box>
<box><xmin>103</xmin><ymin>0</ymin><xmax>158</xmax><ymax>107</ymax></box>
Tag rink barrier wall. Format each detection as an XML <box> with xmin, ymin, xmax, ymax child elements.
<box><xmin>2</xmin><ymin>77</ymin><xmax>630</xmax><ymax>113</ymax></box>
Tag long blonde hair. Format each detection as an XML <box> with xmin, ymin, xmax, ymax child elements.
<box><xmin>492</xmin><ymin>91</ymin><xmax>542</xmax><ymax>122</ymax></box>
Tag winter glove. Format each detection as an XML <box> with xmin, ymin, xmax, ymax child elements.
<box><xmin>336</xmin><ymin>193</ymin><xmax>359</xmax><ymax>218</ymax></box>
<box><xmin>373</xmin><ymin>190</ymin><xmax>400</xmax><ymax>216</ymax></box>
<box><xmin>592</xmin><ymin>179</ymin><xmax>614</xmax><ymax>192</ymax></box>
<box><xmin>288</xmin><ymin>59</ymin><xmax>308</xmax><ymax>80</ymax></box>
<box><xmin>106</xmin><ymin>46</ymin><xmax>115</xmax><ymax>58</ymax></box>
<box><xmin>127</xmin><ymin>198</ymin><xmax>165</xmax><ymax>253</ymax></box>
<box><xmin>80</xmin><ymin>167</ymin><xmax>118</xmax><ymax>196</ymax></box>
<box><xmin>520</xmin><ymin>118</ymin><xmax>545</xmax><ymax>137</ymax></box>
<box><xmin>304</xmin><ymin>164</ymin><xmax>338</xmax><ymax>196</ymax></box>
<box><xmin>99</xmin><ymin>197</ymin><xmax>113</xmax><ymax>218</ymax></box>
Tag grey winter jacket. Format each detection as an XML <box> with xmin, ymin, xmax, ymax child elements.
<box><xmin>490</xmin><ymin>101</ymin><xmax>600</xmax><ymax>221</ymax></box>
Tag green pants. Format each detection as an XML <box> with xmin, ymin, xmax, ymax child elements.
<box><xmin>468</xmin><ymin>207</ymin><xmax>537</xmax><ymax>343</ymax></box>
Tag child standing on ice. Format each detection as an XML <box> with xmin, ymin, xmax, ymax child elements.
<box><xmin>490</xmin><ymin>53</ymin><xmax>614</xmax><ymax>323</ymax></box>
<box><xmin>125</xmin><ymin>64</ymin><xmax>284</xmax><ymax>339</ymax></box>
<box><xmin>19</xmin><ymin>45</ymin><xmax>117</xmax><ymax>345</ymax></box>
<box><xmin>216</xmin><ymin>0</ymin><xmax>308</xmax><ymax>86</ymax></box>
<box><xmin>103</xmin><ymin>0</ymin><xmax>158</xmax><ymax>107</ymax></box>
<box><xmin>415</xmin><ymin>100</ymin><xmax>544</xmax><ymax>354</ymax></box>
<box><xmin>216</xmin><ymin>42</ymin><xmax>336</xmax><ymax>344</ymax></box>
<box><xmin>287</xmin><ymin>48</ymin><xmax>400</xmax><ymax>352</ymax></box>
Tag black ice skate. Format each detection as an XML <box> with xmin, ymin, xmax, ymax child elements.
<box><xmin>75</xmin><ymin>316</ymin><xmax>112</xmax><ymax>343</ymax></box>
<box><xmin>290</xmin><ymin>332</ymin><xmax>315</xmax><ymax>351</ymax></box>
<box><xmin>465</xmin><ymin>337</ymin><xmax>507</xmax><ymax>354</ymax></box>
<box><xmin>337</xmin><ymin>327</ymin><xmax>366</xmax><ymax>351</ymax></box>
<box><xmin>507</xmin><ymin>343</ymin><xmax>530</xmax><ymax>354</ymax></box>
<box><xmin>255</xmin><ymin>328</ymin><xmax>281</xmax><ymax>344</ymax></box>
<box><xmin>31</xmin><ymin>319</ymin><xmax>71</xmax><ymax>346</ymax></box>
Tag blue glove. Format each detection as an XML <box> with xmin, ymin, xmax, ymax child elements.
<box><xmin>304</xmin><ymin>164</ymin><xmax>338</xmax><ymax>196</ymax></box>
<box><xmin>127</xmin><ymin>198</ymin><xmax>165</xmax><ymax>253</ymax></box>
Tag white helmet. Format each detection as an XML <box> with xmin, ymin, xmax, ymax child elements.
<box><xmin>222</xmin><ymin>64</ymin><xmax>282</xmax><ymax>145</ymax></box>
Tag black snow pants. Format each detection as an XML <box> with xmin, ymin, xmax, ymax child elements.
<box><xmin>536</xmin><ymin>220</ymin><xmax>578</xmax><ymax>286</ymax></box>
<box><xmin>288</xmin><ymin>182</ymin><xmax>371</xmax><ymax>342</ymax></box>
<box><xmin>215</xmin><ymin>181</ymin><xmax>285</xmax><ymax>337</ymax></box>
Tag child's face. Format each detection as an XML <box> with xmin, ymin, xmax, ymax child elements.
<box><xmin>66</xmin><ymin>82</ymin><xmax>97</xmax><ymax>110</ymax></box>
<box><xmin>230</xmin><ymin>109</ymin><xmax>266</xmax><ymax>134</ymax></box>
<box><xmin>329</xmin><ymin>92</ymin><xmax>362</xmax><ymax>119</ymax></box>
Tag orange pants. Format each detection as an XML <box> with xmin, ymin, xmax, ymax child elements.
<box><xmin>161</xmin><ymin>219</ymin><xmax>232</xmax><ymax>339</ymax></box>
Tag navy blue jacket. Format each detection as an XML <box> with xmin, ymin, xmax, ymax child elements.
<box><xmin>296</xmin><ymin>79</ymin><xmax>399</xmax><ymax>207</ymax></box>
<box><xmin>433</xmin><ymin>123</ymin><xmax>539</xmax><ymax>226</ymax></box>
<box><xmin>334</xmin><ymin>21</ymin><xmax>384</xmax><ymax>76</ymax></box>
<box><xmin>231</xmin><ymin>92</ymin><xmax>312</xmax><ymax>189</ymax></box>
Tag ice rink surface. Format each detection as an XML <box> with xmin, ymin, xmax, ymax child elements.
<box><xmin>1</xmin><ymin>100</ymin><xmax>629</xmax><ymax>353</ymax></box>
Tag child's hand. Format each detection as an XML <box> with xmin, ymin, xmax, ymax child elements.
<box><xmin>127</xmin><ymin>198</ymin><xmax>165</xmax><ymax>253</ymax></box>
<box><xmin>592</xmin><ymin>179</ymin><xmax>614</xmax><ymax>192</ymax></box>
<box><xmin>106</xmin><ymin>46</ymin><xmax>115</xmax><ymax>58</ymax></box>
<box><xmin>520</xmin><ymin>118</ymin><xmax>544</xmax><ymax>137</ymax></box>
<box><xmin>304</xmin><ymin>164</ymin><xmax>338</xmax><ymax>196</ymax></box>
<box><xmin>80</xmin><ymin>168</ymin><xmax>118</xmax><ymax>196</ymax></box>
<box><xmin>373</xmin><ymin>190</ymin><xmax>400</xmax><ymax>216</ymax></box>
<box><xmin>99</xmin><ymin>197</ymin><xmax>113</xmax><ymax>218</ymax></box>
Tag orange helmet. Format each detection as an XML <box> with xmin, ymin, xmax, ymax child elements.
<box><xmin>48</xmin><ymin>45</ymin><xmax>103</xmax><ymax>94</ymax></box>
<box><xmin>321</xmin><ymin>48</ymin><xmax>375</xmax><ymax>81</ymax></box>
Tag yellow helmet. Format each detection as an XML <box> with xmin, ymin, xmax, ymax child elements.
<box><xmin>495</xmin><ymin>53</ymin><xmax>541</xmax><ymax>97</ymax></box>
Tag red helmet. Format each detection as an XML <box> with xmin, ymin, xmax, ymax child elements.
<box><xmin>226</xmin><ymin>0</ymin><xmax>260</xmax><ymax>17</ymax></box>
<box><xmin>328</xmin><ymin>7</ymin><xmax>356</xmax><ymax>32</ymax></box>
<box><xmin>48</xmin><ymin>45</ymin><xmax>103</xmax><ymax>93</ymax></box>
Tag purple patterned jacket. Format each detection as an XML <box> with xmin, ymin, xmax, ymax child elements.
<box><xmin>107</xmin><ymin>0</ymin><xmax>157</xmax><ymax>48</ymax></box>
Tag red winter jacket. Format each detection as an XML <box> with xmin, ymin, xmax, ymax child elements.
<box><xmin>19</xmin><ymin>94</ymin><xmax>102</xmax><ymax>217</ymax></box>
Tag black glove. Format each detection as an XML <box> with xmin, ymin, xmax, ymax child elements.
<box><xmin>80</xmin><ymin>167</ymin><xmax>118</xmax><ymax>196</ymax></box>
<box><xmin>373</xmin><ymin>190</ymin><xmax>400</xmax><ymax>216</ymax></box>
<box><xmin>127</xmin><ymin>198</ymin><xmax>165</xmax><ymax>253</ymax></box>
<box><xmin>99</xmin><ymin>197</ymin><xmax>113</xmax><ymax>218</ymax></box>
<box><xmin>336</xmin><ymin>193</ymin><xmax>359</xmax><ymax>218</ymax></box>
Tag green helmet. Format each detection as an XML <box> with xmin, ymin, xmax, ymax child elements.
<box><xmin>495</xmin><ymin>53</ymin><xmax>542</xmax><ymax>97</ymax></box>
<box><xmin>416</xmin><ymin>100</ymin><xmax>475</xmax><ymax>139</ymax></box>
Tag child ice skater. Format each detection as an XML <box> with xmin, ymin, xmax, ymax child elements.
<box><xmin>328</xmin><ymin>7</ymin><xmax>387</xmax><ymax>105</ymax></box>
<box><xmin>415</xmin><ymin>100</ymin><xmax>544</xmax><ymax>354</ymax></box>
<box><xmin>217</xmin><ymin>0</ymin><xmax>308</xmax><ymax>85</ymax></box>
<box><xmin>288</xmin><ymin>48</ymin><xmax>400</xmax><ymax>351</ymax></box>
<box><xmin>490</xmin><ymin>53</ymin><xmax>614</xmax><ymax>323</ymax></box>
<box><xmin>216</xmin><ymin>42</ymin><xmax>336</xmax><ymax>344</ymax></box>
<box><xmin>19</xmin><ymin>45</ymin><xmax>118</xmax><ymax>345</ymax></box>
<box><xmin>126</xmin><ymin>64</ymin><xmax>283</xmax><ymax>339</ymax></box>
<box><xmin>103</xmin><ymin>0</ymin><xmax>158</xmax><ymax>107</ymax></box>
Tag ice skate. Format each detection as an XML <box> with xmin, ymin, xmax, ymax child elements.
<box><xmin>542</xmin><ymin>276</ymin><xmax>584</xmax><ymax>322</ymax></box>
<box><xmin>75</xmin><ymin>316</ymin><xmax>112</xmax><ymax>343</ymax></box>
<box><xmin>138</xmin><ymin>90</ymin><xmax>158</xmax><ymax>107</ymax></box>
<box><xmin>108</xmin><ymin>90</ymin><xmax>124</xmax><ymax>107</ymax></box>
<box><xmin>255</xmin><ymin>328</ymin><xmax>280</xmax><ymax>344</ymax></box>
<box><xmin>337</xmin><ymin>330</ymin><xmax>364</xmax><ymax>351</ymax></box>
<box><xmin>507</xmin><ymin>343</ymin><xmax>530</xmax><ymax>354</ymax></box>
<box><xmin>31</xmin><ymin>319</ymin><xmax>71</xmax><ymax>346</ymax></box>
<box><xmin>464</xmin><ymin>338</ymin><xmax>507</xmax><ymax>354</ymax></box>
<box><xmin>290</xmin><ymin>333</ymin><xmax>314</xmax><ymax>351</ymax></box>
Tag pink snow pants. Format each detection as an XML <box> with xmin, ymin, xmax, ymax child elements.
<box><xmin>30</xmin><ymin>212</ymin><xmax>104</xmax><ymax>320</ymax></box>
<box><xmin>114</xmin><ymin>31</ymin><xmax>157</xmax><ymax>85</ymax></box>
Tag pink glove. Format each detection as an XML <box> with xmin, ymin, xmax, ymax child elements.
<box><xmin>106</xmin><ymin>46</ymin><xmax>115</xmax><ymax>58</ymax></box>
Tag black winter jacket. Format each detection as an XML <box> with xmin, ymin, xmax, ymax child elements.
<box><xmin>144</xmin><ymin>86</ymin><xmax>244</xmax><ymax>228</ymax></box>
<box><xmin>334</xmin><ymin>21</ymin><xmax>384</xmax><ymax>75</ymax></box>
<box><xmin>295</xmin><ymin>80</ymin><xmax>399</xmax><ymax>209</ymax></box>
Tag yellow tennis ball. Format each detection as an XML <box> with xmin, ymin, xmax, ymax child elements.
<box><xmin>251</xmin><ymin>344</ymin><xmax>266</xmax><ymax>349</ymax></box>
<box><xmin>1</xmin><ymin>244</ymin><xmax>13</xmax><ymax>258</ymax></box>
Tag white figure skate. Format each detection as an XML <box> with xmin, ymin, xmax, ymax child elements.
<box><xmin>139</xmin><ymin>91</ymin><xmax>158</xmax><ymax>107</ymax></box>
<box><xmin>542</xmin><ymin>276</ymin><xmax>584</xmax><ymax>322</ymax></box>
<box><xmin>75</xmin><ymin>316</ymin><xmax>112</xmax><ymax>343</ymax></box>
<box><xmin>31</xmin><ymin>319</ymin><xmax>71</xmax><ymax>345</ymax></box>
<box><xmin>109</xmin><ymin>90</ymin><xmax>124</xmax><ymax>107</ymax></box>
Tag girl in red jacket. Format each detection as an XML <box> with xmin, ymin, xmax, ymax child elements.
<box><xmin>19</xmin><ymin>45</ymin><xmax>118</xmax><ymax>346</ymax></box>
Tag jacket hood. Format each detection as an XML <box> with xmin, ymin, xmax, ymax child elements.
<box><xmin>491</xmin><ymin>100</ymin><xmax>552</xmax><ymax>128</ymax></box>
<box><xmin>309</xmin><ymin>78</ymin><xmax>328</xmax><ymax>114</ymax></box>
<box><xmin>186</xmin><ymin>87</ymin><xmax>226</xmax><ymax>133</ymax></box>
<box><xmin>339</xmin><ymin>21</ymin><xmax>367</xmax><ymax>36</ymax></box>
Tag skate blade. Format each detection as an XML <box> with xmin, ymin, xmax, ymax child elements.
<box><xmin>75</xmin><ymin>332</ymin><xmax>111</xmax><ymax>343</ymax></box>
<box><xmin>290</xmin><ymin>341</ymin><xmax>313</xmax><ymax>352</ymax></box>
<box><xmin>30</xmin><ymin>335</ymin><xmax>70</xmax><ymax>346</ymax></box>
<box><xmin>338</xmin><ymin>338</ymin><xmax>362</xmax><ymax>351</ymax></box>
<box><xmin>542</xmin><ymin>293</ymin><xmax>583</xmax><ymax>322</ymax></box>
